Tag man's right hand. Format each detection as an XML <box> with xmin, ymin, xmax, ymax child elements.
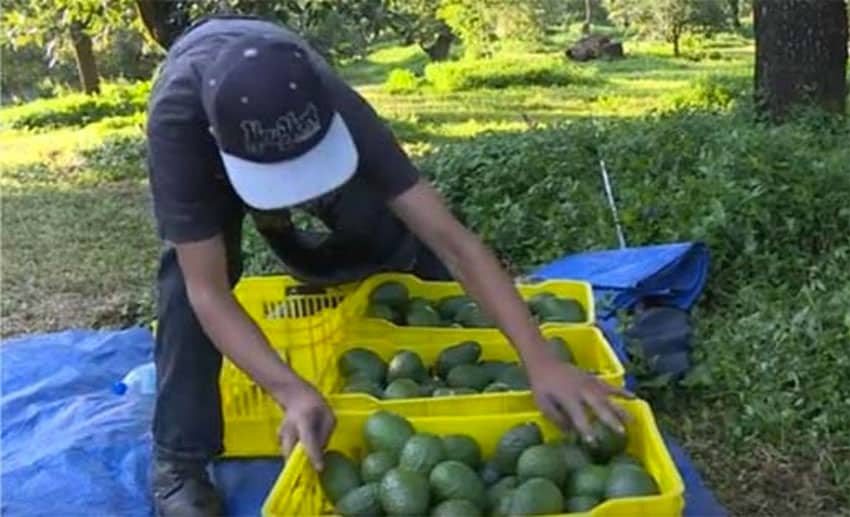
<box><xmin>275</xmin><ymin>379</ymin><xmax>336</xmax><ymax>471</ymax></box>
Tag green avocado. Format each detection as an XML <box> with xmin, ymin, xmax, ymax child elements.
<box><xmin>363</xmin><ymin>411</ymin><xmax>414</xmax><ymax>455</ymax></box>
<box><xmin>387</xmin><ymin>350</ymin><xmax>427</xmax><ymax>383</ymax></box>
<box><xmin>544</xmin><ymin>336</ymin><xmax>575</xmax><ymax>363</ymax></box>
<box><xmin>441</xmin><ymin>434</ymin><xmax>482</xmax><ymax>469</ymax></box>
<box><xmin>493</xmin><ymin>422</ymin><xmax>543</xmax><ymax>475</ymax></box>
<box><xmin>429</xmin><ymin>460</ymin><xmax>486</xmax><ymax>508</ymax></box>
<box><xmin>509</xmin><ymin>478</ymin><xmax>564</xmax><ymax>516</ymax></box>
<box><xmin>479</xmin><ymin>360</ymin><xmax>511</xmax><ymax>380</ymax></box>
<box><xmin>491</xmin><ymin>489</ymin><xmax>515</xmax><ymax>517</ymax></box>
<box><xmin>517</xmin><ymin>444</ymin><xmax>569</xmax><ymax>486</ymax></box>
<box><xmin>369</xmin><ymin>281</ymin><xmax>409</xmax><ymax>308</ymax></box>
<box><xmin>398</xmin><ymin>433</ymin><xmax>447</xmax><ymax>476</ymax></box>
<box><xmin>537</xmin><ymin>297</ymin><xmax>586</xmax><ymax>323</ymax></box>
<box><xmin>556</xmin><ymin>443</ymin><xmax>592</xmax><ymax>474</ymax></box>
<box><xmin>383</xmin><ymin>378</ymin><xmax>421</xmax><ymax>399</ymax></box>
<box><xmin>479</xmin><ymin>461</ymin><xmax>503</xmax><ymax>486</ymax></box>
<box><xmin>486</xmin><ymin>476</ymin><xmax>518</xmax><ymax>510</ymax></box>
<box><xmin>319</xmin><ymin>450</ymin><xmax>361</xmax><ymax>504</ymax></box>
<box><xmin>436</xmin><ymin>295</ymin><xmax>473</xmax><ymax>320</ymax></box>
<box><xmin>496</xmin><ymin>364</ymin><xmax>530</xmax><ymax>390</ymax></box>
<box><xmin>342</xmin><ymin>378</ymin><xmax>384</xmax><ymax>399</ymax></box>
<box><xmin>483</xmin><ymin>382</ymin><xmax>512</xmax><ymax>393</ymax></box>
<box><xmin>527</xmin><ymin>292</ymin><xmax>557</xmax><ymax>314</ymax></box>
<box><xmin>604</xmin><ymin>464</ymin><xmax>659</xmax><ymax>499</ymax></box>
<box><xmin>366</xmin><ymin>303</ymin><xmax>397</xmax><ymax>323</ymax></box>
<box><xmin>379</xmin><ymin>468</ymin><xmax>430</xmax><ymax>516</ymax></box>
<box><xmin>564</xmin><ymin>494</ymin><xmax>601</xmax><ymax>513</ymax></box>
<box><xmin>454</xmin><ymin>303</ymin><xmax>495</xmax><ymax>328</ymax></box>
<box><xmin>436</xmin><ymin>341</ymin><xmax>482</xmax><ymax>378</ymax></box>
<box><xmin>338</xmin><ymin>347</ymin><xmax>387</xmax><ymax>385</ymax></box>
<box><xmin>361</xmin><ymin>450</ymin><xmax>397</xmax><ymax>483</ymax></box>
<box><xmin>583</xmin><ymin>420</ymin><xmax>627</xmax><ymax>462</ymax></box>
<box><xmin>610</xmin><ymin>453</ymin><xmax>642</xmax><ymax>467</ymax></box>
<box><xmin>335</xmin><ymin>482</ymin><xmax>381</xmax><ymax>517</ymax></box>
<box><xmin>431</xmin><ymin>499</ymin><xmax>482</xmax><ymax>517</ymax></box>
<box><xmin>446</xmin><ymin>364</ymin><xmax>491</xmax><ymax>391</ymax></box>
<box><xmin>567</xmin><ymin>464</ymin><xmax>610</xmax><ymax>499</ymax></box>
<box><xmin>405</xmin><ymin>304</ymin><xmax>442</xmax><ymax>327</ymax></box>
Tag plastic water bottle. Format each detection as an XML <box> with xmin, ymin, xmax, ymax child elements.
<box><xmin>112</xmin><ymin>361</ymin><xmax>157</xmax><ymax>396</ymax></box>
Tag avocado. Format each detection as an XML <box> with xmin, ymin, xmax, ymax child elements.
<box><xmin>441</xmin><ymin>434</ymin><xmax>481</xmax><ymax>469</ymax></box>
<box><xmin>319</xmin><ymin>450</ymin><xmax>361</xmax><ymax>504</ymax></box>
<box><xmin>342</xmin><ymin>379</ymin><xmax>384</xmax><ymax>399</ymax></box>
<box><xmin>436</xmin><ymin>295</ymin><xmax>473</xmax><ymax>320</ymax></box>
<box><xmin>491</xmin><ymin>489</ymin><xmax>515</xmax><ymax>517</ymax></box>
<box><xmin>604</xmin><ymin>464</ymin><xmax>659</xmax><ymax>499</ymax></box>
<box><xmin>399</xmin><ymin>433</ymin><xmax>447</xmax><ymax>476</ymax></box>
<box><xmin>486</xmin><ymin>476</ymin><xmax>518</xmax><ymax>510</ymax></box>
<box><xmin>479</xmin><ymin>360</ymin><xmax>511</xmax><ymax>380</ymax></box>
<box><xmin>369</xmin><ymin>281</ymin><xmax>409</xmax><ymax>308</ymax></box>
<box><xmin>544</xmin><ymin>336</ymin><xmax>575</xmax><ymax>363</ymax></box>
<box><xmin>556</xmin><ymin>443</ymin><xmax>592</xmax><ymax>474</ymax></box>
<box><xmin>366</xmin><ymin>303</ymin><xmax>397</xmax><ymax>322</ymax></box>
<box><xmin>479</xmin><ymin>461</ymin><xmax>503</xmax><ymax>486</ymax></box>
<box><xmin>406</xmin><ymin>297</ymin><xmax>433</xmax><ymax>311</ymax></box>
<box><xmin>583</xmin><ymin>420</ymin><xmax>627</xmax><ymax>462</ymax></box>
<box><xmin>405</xmin><ymin>304</ymin><xmax>442</xmax><ymax>326</ymax></box>
<box><xmin>436</xmin><ymin>341</ymin><xmax>482</xmax><ymax>378</ymax></box>
<box><xmin>527</xmin><ymin>292</ymin><xmax>556</xmax><ymax>314</ymax></box>
<box><xmin>509</xmin><ymin>478</ymin><xmax>564</xmax><ymax>516</ymax></box>
<box><xmin>446</xmin><ymin>364</ymin><xmax>491</xmax><ymax>391</ymax></box>
<box><xmin>429</xmin><ymin>460</ymin><xmax>486</xmax><ymax>507</ymax></box>
<box><xmin>431</xmin><ymin>387</ymin><xmax>455</xmax><ymax>397</ymax></box>
<box><xmin>364</xmin><ymin>411</ymin><xmax>414</xmax><ymax>455</ymax></box>
<box><xmin>496</xmin><ymin>364</ymin><xmax>530</xmax><ymax>390</ymax></box>
<box><xmin>493</xmin><ymin>422</ymin><xmax>543</xmax><ymax>474</ymax></box>
<box><xmin>418</xmin><ymin>376</ymin><xmax>445</xmax><ymax>396</ymax></box>
<box><xmin>610</xmin><ymin>453</ymin><xmax>642</xmax><ymax>467</ymax></box>
<box><xmin>564</xmin><ymin>494</ymin><xmax>600</xmax><ymax>513</ymax></box>
<box><xmin>339</xmin><ymin>348</ymin><xmax>387</xmax><ymax>385</ymax></box>
<box><xmin>537</xmin><ymin>297</ymin><xmax>586</xmax><ymax>323</ymax></box>
<box><xmin>455</xmin><ymin>303</ymin><xmax>495</xmax><ymax>328</ymax></box>
<box><xmin>383</xmin><ymin>378</ymin><xmax>421</xmax><ymax>399</ymax></box>
<box><xmin>483</xmin><ymin>382</ymin><xmax>512</xmax><ymax>393</ymax></box>
<box><xmin>361</xmin><ymin>450</ymin><xmax>397</xmax><ymax>483</ymax></box>
<box><xmin>387</xmin><ymin>350</ymin><xmax>427</xmax><ymax>383</ymax></box>
<box><xmin>517</xmin><ymin>444</ymin><xmax>568</xmax><ymax>486</ymax></box>
<box><xmin>379</xmin><ymin>468</ymin><xmax>430</xmax><ymax>516</ymax></box>
<box><xmin>335</xmin><ymin>482</ymin><xmax>381</xmax><ymax>517</ymax></box>
<box><xmin>567</xmin><ymin>464</ymin><xmax>610</xmax><ymax>499</ymax></box>
<box><xmin>431</xmin><ymin>499</ymin><xmax>482</xmax><ymax>517</ymax></box>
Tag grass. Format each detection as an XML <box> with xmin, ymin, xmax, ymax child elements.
<box><xmin>2</xmin><ymin>29</ymin><xmax>847</xmax><ymax>515</ymax></box>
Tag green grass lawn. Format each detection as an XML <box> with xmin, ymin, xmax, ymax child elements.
<box><xmin>2</xmin><ymin>30</ymin><xmax>848</xmax><ymax>516</ymax></box>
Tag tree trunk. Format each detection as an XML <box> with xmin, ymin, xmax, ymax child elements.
<box><xmin>69</xmin><ymin>23</ymin><xmax>100</xmax><ymax>95</ymax></box>
<box><xmin>728</xmin><ymin>0</ymin><xmax>741</xmax><ymax>28</ymax></box>
<box><xmin>672</xmin><ymin>28</ymin><xmax>681</xmax><ymax>57</ymax></box>
<box><xmin>582</xmin><ymin>0</ymin><xmax>593</xmax><ymax>34</ymax></box>
<box><xmin>754</xmin><ymin>0</ymin><xmax>848</xmax><ymax>120</ymax></box>
<box><xmin>135</xmin><ymin>0</ymin><xmax>192</xmax><ymax>49</ymax></box>
<box><xmin>421</xmin><ymin>24</ymin><xmax>454</xmax><ymax>61</ymax></box>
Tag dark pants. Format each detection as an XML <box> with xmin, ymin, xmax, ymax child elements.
<box><xmin>152</xmin><ymin>187</ymin><xmax>451</xmax><ymax>461</ymax></box>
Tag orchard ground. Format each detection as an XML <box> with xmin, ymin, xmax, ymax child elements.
<box><xmin>2</xmin><ymin>27</ymin><xmax>848</xmax><ymax>516</ymax></box>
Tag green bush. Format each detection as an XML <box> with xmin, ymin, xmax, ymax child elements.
<box><xmin>0</xmin><ymin>81</ymin><xmax>151</xmax><ymax>131</ymax></box>
<box><xmin>384</xmin><ymin>68</ymin><xmax>421</xmax><ymax>94</ymax></box>
<box><xmin>77</xmin><ymin>132</ymin><xmax>148</xmax><ymax>183</ymax></box>
<box><xmin>419</xmin><ymin>104</ymin><xmax>850</xmax><ymax>493</ymax></box>
<box><xmin>423</xmin><ymin>55</ymin><xmax>596</xmax><ymax>92</ymax></box>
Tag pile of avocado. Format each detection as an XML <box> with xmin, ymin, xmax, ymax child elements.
<box><xmin>339</xmin><ymin>337</ymin><xmax>588</xmax><ymax>400</ymax></box>
<box><xmin>321</xmin><ymin>411</ymin><xmax>660</xmax><ymax>516</ymax></box>
<box><xmin>366</xmin><ymin>281</ymin><xmax>586</xmax><ymax>328</ymax></box>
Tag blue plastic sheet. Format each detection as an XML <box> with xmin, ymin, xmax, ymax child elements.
<box><xmin>1</xmin><ymin>243</ymin><xmax>724</xmax><ymax>517</ymax></box>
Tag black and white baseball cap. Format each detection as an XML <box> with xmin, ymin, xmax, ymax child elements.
<box><xmin>201</xmin><ymin>35</ymin><xmax>358</xmax><ymax>210</ymax></box>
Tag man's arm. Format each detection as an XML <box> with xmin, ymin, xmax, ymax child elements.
<box><xmin>175</xmin><ymin>235</ymin><xmax>334</xmax><ymax>468</ymax></box>
<box><xmin>389</xmin><ymin>179</ymin><xmax>633</xmax><ymax>439</ymax></box>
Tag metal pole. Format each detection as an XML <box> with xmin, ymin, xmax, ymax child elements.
<box><xmin>599</xmin><ymin>158</ymin><xmax>627</xmax><ymax>249</ymax></box>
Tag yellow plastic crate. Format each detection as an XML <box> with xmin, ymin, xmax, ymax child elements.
<box><xmin>340</xmin><ymin>273</ymin><xmax>595</xmax><ymax>341</ymax></box>
<box><xmin>329</xmin><ymin>326</ymin><xmax>625</xmax><ymax>413</ymax></box>
<box><xmin>220</xmin><ymin>275</ymin><xmax>350</xmax><ymax>457</ymax></box>
<box><xmin>262</xmin><ymin>399</ymin><xmax>685</xmax><ymax>517</ymax></box>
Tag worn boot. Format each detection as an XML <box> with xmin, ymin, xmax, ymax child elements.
<box><xmin>152</xmin><ymin>457</ymin><xmax>224</xmax><ymax>517</ymax></box>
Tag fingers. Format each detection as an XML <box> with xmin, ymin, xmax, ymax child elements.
<box><xmin>279</xmin><ymin>420</ymin><xmax>297</xmax><ymax>458</ymax></box>
<box><xmin>606</xmin><ymin>383</ymin><xmax>636</xmax><ymax>400</ymax></box>
<box><xmin>538</xmin><ymin>393</ymin><xmax>572</xmax><ymax>433</ymax></box>
<box><xmin>298</xmin><ymin>414</ymin><xmax>326</xmax><ymax>472</ymax></box>
<box><xmin>561</xmin><ymin>395</ymin><xmax>592</xmax><ymax>441</ymax></box>
<box><xmin>584</xmin><ymin>392</ymin><xmax>626</xmax><ymax>434</ymax></box>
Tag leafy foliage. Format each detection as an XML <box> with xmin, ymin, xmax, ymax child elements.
<box><xmin>0</xmin><ymin>81</ymin><xmax>151</xmax><ymax>130</ymax></box>
<box><xmin>608</xmin><ymin>0</ymin><xmax>728</xmax><ymax>55</ymax></box>
<box><xmin>384</xmin><ymin>68</ymin><xmax>421</xmax><ymax>93</ymax></box>
<box><xmin>423</xmin><ymin>55</ymin><xmax>597</xmax><ymax>91</ymax></box>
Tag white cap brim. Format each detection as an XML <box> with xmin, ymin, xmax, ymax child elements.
<box><xmin>219</xmin><ymin>112</ymin><xmax>358</xmax><ymax>210</ymax></box>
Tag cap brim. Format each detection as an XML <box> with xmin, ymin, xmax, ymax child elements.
<box><xmin>219</xmin><ymin>113</ymin><xmax>358</xmax><ymax>210</ymax></box>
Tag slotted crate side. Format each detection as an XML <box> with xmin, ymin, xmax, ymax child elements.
<box><xmin>262</xmin><ymin>399</ymin><xmax>685</xmax><ymax>517</ymax></box>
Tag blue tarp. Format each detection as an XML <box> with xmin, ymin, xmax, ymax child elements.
<box><xmin>1</xmin><ymin>243</ymin><xmax>724</xmax><ymax>517</ymax></box>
